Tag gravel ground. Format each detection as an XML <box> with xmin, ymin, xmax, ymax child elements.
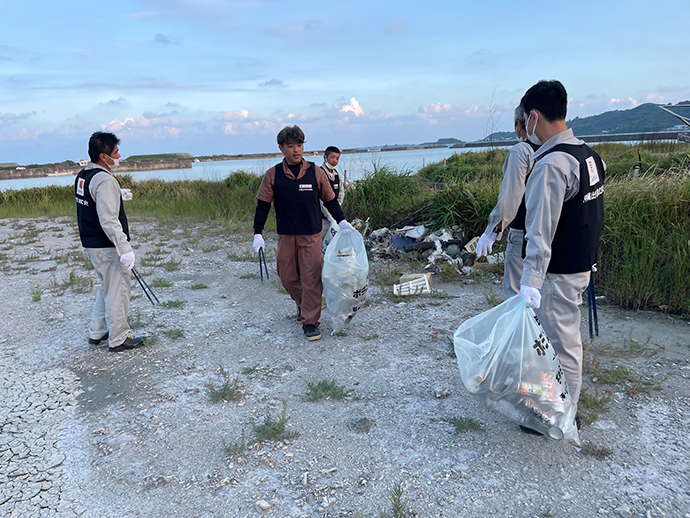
<box><xmin>1</xmin><ymin>217</ymin><xmax>689</xmax><ymax>518</ymax></box>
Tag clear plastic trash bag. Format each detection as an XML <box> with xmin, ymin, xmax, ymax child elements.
<box><xmin>322</xmin><ymin>230</ymin><xmax>369</xmax><ymax>334</ymax></box>
<box><xmin>454</xmin><ymin>295</ymin><xmax>580</xmax><ymax>444</ymax></box>
<box><xmin>322</xmin><ymin>218</ymin><xmax>339</xmax><ymax>255</ymax></box>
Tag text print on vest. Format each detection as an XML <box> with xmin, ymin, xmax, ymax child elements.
<box><xmin>77</xmin><ymin>178</ymin><xmax>85</xmax><ymax>197</ymax></box>
<box><xmin>586</xmin><ymin>156</ymin><xmax>600</xmax><ymax>186</ymax></box>
<box><xmin>299</xmin><ymin>183</ymin><xmax>313</xmax><ymax>192</ymax></box>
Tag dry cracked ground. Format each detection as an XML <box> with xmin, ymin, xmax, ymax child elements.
<box><xmin>1</xmin><ymin>217</ymin><xmax>689</xmax><ymax>518</ymax></box>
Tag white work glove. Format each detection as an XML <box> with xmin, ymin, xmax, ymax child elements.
<box><xmin>521</xmin><ymin>285</ymin><xmax>541</xmax><ymax>309</ymax></box>
<box><xmin>476</xmin><ymin>232</ymin><xmax>497</xmax><ymax>257</ymax></box>
<box><xmin>120</xmin><ymin>188</ymin><xmax>133</xmax><ymax>201</ymax></box>
<box><xmin>338</xmin><ymin>220</ymin><xmax>355</xmax><ymax>234</ymax></box>
<box><xmin>253</xmin><ymin>234</ymin><xmax>265</xmax><ymax>253</ymax></box>
<box><xmin>119</xmin><ymin>251</ymin><xmax>135</xmax><ymax>270</ymax></box>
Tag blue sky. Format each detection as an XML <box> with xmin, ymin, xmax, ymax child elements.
<box><xmin>1</xmin><ymin>0</ymin><xmax>688</xmax><ymax>164</ymax></box>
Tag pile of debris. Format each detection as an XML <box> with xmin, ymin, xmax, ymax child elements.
<box><xmin>355</xmin><ymin>220</ymin><xmax>504</xmax><ymax>276</ymax></box>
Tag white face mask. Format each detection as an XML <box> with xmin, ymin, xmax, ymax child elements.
<box><xmin>525</xmin><ymin>112</ymin><xmax>542</xmax><ymax>146</ymax></box>
<box><xmin>517</xmin><ymin>135</ymin><xmax>526</xmax><ymax>142</ymax></box>
<box><xmin>106</xmin><ymin>155</ymin><xmax>120</xmax><ymax>168</ymax></box>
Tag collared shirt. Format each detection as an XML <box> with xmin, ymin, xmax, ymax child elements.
<box><xmin>484</xmin><ymin>141</ymin><xmax>536</xmax><ymax>235</ymax></box>
<box><xmin>85</xmin><ymin>162</ymin><xmax>132</xmax><ymax>255</ymax></box>
<box><xmin>520</xmin><ymin>128</ymin><xmax>584</xmax><ymax>289</ymax></box>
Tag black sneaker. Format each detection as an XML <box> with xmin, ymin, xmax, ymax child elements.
<box><xmin>302</xmin><ymin>324</ymin><xmax>321</xmax><ymax>341</ymax></box>
<box><xmin>88</xmin><ymin>332</ymin><xmax>109</xmax><ymax>345</ymax></box>
<box><xmin>109</xmin><ymin>334</ymin><xmax>145</xmax><ymax>352</ymax></box>
<box><xmin>575</xmin><ymin>414</ymin><xmax>582</xmax><ymax>431</ymax></box>
<box><xmin>296</xmin><ymin>312</ymin><xmax>305</xmax><ymax>324</ymax></box>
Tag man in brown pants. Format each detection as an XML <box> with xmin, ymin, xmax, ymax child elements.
<box><xmin>252</xmin><ymin>125</ymin><xmax>355</xmax><ymax>341</ymax></box>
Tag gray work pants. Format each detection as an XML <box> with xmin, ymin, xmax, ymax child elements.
<box><xmin>503</xmin><ymin>228</ymin><xmax>524</xmax><ymax>300</ymax></box>
<box><xmin>85</xmin><ymin>248</ymin><xmax>132</xmax><ymax>348</ymax></box>
<box><xmin>534</xmin><ymin>271</ymin><xmax>590</xmax><ymax>405</ymax></box>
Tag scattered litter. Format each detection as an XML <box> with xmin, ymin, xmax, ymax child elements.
<box><xmin>393</xmin><ymin>273</ymin><xmax>432</xmax><ymax>296</ymax></box>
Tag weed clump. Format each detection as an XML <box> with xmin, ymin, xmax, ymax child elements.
<box><xmin>205</xmin><ymin>366</ymin><xmax>243</xmax><ymax>403</ymax></box>
<box><xmin>443</xmin><ymin>416</ymin><xmax>485</xmax><ymax>434</ymax></box>
<box><xmin>303</xmin><ymin>379</ymin><xmax>351</xmax><ymax>402</ymax></box>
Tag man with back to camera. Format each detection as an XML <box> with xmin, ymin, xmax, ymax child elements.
<box><xmin>251</xmin><ymin>126</ymin><xmax>356</xmax><ymax>341</ymax></box>
<box><xmin>519</xmin><ymin>80</ymin><xmax>605</xmax><ymax>415</ymax></box>
<box><xmin>320</xmin><ymin>146</ymin><xmax>345</xmax><ymax>251</ymax></box>
<box><xmin>475</xmin><ymin>105</ymin><xmax>540</xmax><ymax>299</ymax></box>
<box><xmin>75</xmin><ymin>131</ymin><xmax>145</xmax><ymax>352</ymax></box>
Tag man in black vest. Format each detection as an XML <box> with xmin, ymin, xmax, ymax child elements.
<box><xmin>519</xmin><ymin>80</ymin><xmax>605</xmax><ymax>409</ymax></box>
<box><xmin>320</xmin><ymin>146</ymin><xmax>345</xmax><ymax>250</ymax></box>
<box><xmin>75</xmin><ymin>131</ymin><xmax>145</xmax><ymax>352</ymax></box>
<box><xmin>475</xmin><ymin>105</ymin><xmax>540</xmax><ymax>299</ymax></box>
<box><xmin>252</xmin><ymin>126</ymin><xmax>355</xmax><ymax>341</ymax></box>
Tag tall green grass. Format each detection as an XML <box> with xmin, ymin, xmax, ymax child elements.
<box><xmin>342</xmin><ymin>164</ymin><xmax>430</xmax><ymax>229</ymax></box>
<box><xmin>598</xmin><ymin>171</ymin><xmax>690</xmax><ymax>314</ymax></box>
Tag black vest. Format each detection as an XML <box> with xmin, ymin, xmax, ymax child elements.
<box><xmin>75</xmin><ymin>168</ymin><xmax>130</xmax><ymax>248</ymax></box>
<box><xmin>273</xmin><ymin>161</ymin><xmax>322</xmax><ymax>235</ymax></box>
<box><xmin>509</xmin><ymin>140</ymin><xmax>541</xmax><ymax>231</ymax></box>
<box><xmin>326</xmin><ymin>169</ymin><xmax>340</xmax><ymax>197</ymax></box>
<box><xmin>523</xmin><ymin>143</ymin><xmax>605</xmax><ymax>274</ymax></box>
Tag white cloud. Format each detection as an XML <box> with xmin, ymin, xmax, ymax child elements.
<box><xmin>628</xmin><ymin>97</ymin><xmax>639</xmax><ymax>107</ymax></box>
<box><xmin>338</xmin><ymin>97</ymin><xmax>364</xmax><ymax>117</ymax></box>
<box><xmin>223</xmin><ymin>123</ymin><xmax>237</xmax><ymax>135</ymax></box>
<box><xmin>609</xmin><ymin>98</ymin><xmax>621</xmax><ymax>104</ymax></box>
<box><xmin>645</xmin><ymin>93</ymin><xmax>664</xmax><ymax>103</ymax></box>
<box><xmin>218</xmin><ymin>109</ymin><xmax>249</xmax><ymax>121</ymax></box>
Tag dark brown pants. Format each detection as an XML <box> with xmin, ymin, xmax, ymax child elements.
<box><xmin>276</xmin><ymin>234</ymin><xmax>323</xmax><ymax>327</ymax></box>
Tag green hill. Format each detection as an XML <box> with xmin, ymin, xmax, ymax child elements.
<box><xmin>482</xmin><ymin>102</ymin><xmax>690</xmax><ymax>141</ymax></box>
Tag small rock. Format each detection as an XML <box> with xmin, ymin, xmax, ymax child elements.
<box><xmin>615</xmin><ymin>504</ymin><xmax>634</xmax><ymax>518</ymax></box>
<box><xmin>349</xmin><ymin>418</ymin><xmax>375</xmax><ymax>434</ymax></box>
<box><xmin>434</xmin><ymin>387</ymin><xmax>451</xmax><ymax>398</ymax></box>
<box><xmin>256</xmin><ymin>500</ymin><xmax>271</xmax><ymax>511</ymax></box>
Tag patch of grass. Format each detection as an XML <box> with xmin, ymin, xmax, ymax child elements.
<box><xmin>190</xmin><ymin>283</ymin><xmax>208</xmax><ymax>290</ymax></box>
<box><xmin>373</xmin><ymin>263</ymin><xmax>403</xmax><ymax>285</ymax></box>
<box><xmin>16</xmin><ymin>253</ymin><xmax>40</xmax><ymax>264</ymax></box>
<box><xmin>578</xmin><ymin>388</ymin><xmax>611</xmax><ymax>425</ymax></box>
<box><xmin>162</xmin><ymin>299</ymin><xmax>185</xmax><ymax>309</ymax></box>
<box><xmin>378</xmin><ymin>484</ymin><xmax>411</xmax><ymax>518</ymax></box>
<box><xmin>139</xmin><ymin>251</ymin><xmax>164</xmax><ymax>267</ymax></box>
<box><xmin>150</xmin><ymin>277</ymin><xmax>173</xmax><ymax>288</ymax></box>
<box><xmin>162</xmin><ymin>258</ymin><xmax>181</xmax><ymax>271</ymax></box>
<box><xmin>129</xmin><ymin>311</ymin><xmax>152</xmax><ymax>329</ymax></box>
<box><xmin>443</xmin><ymin>416</ymin><xmax>485</xmax><ymax>434</ymax></box>
<box><xmin>144</xmin><ymin>334</ymin><xmax>158</xmax><ymax>346</ymax></box>
<box><xmin>362</xmin><ymin>333</ymin><xmax>380</xmax><ymax>341</ymax></box>
<box><xmin>580</xmin><ymin>442</ymin><xmax>613</xmax><ymax>460</ymax></box>
<box><xmin>163</xmin><ymin>329</ymin><xmax>184</xmax><ymax>340</ymax></box>
<box><xmin>252</xmin><ymin>401</ymin><xmax>299</xmax><ymax>443</ymax></box>
<box><xmin>202</xmin><ymin>244</ymin><xmax>222</xmax><ymax>253</ymax></box>
<box><xmin>50</xmin><ymin>270</ymin><xmax>93</xmax><ymax>295</ymax></box>
<box><xmin>272</xmin><ymin>279</ymin><xmax>288</xmax><ymax>295</ymax></box>
<box><xmin>227</xmin><ymin>248</ymin><xmax>274</xmax><ymax>262</ymax></box>
<box><xmin>541</xmin><ymin>509</ymin><xmax>556</xmax><ymax>518</ymax></box>
<box><xmin>30</xmin><ymin>285</ymin><xmax>42</xmax><ymax>302</ymax></box>
<box><xmin>430</xmin><ymin>289</ymin><xmax>450</xmax><ymax>299</ymax></box>
<box><xmin>615</xmin><ymin>329</ymin><xmax>653</xmax><ymax>357</ymax></box>
<box><xmin>241</xmin><ymin>363</ymin><xmax>260</xmax><ymax>375</ymax></box>
<box><xmin>239</xmin><ymin>273</ymin><xmax>260</xmax><ymax>279</ymax></box>
<box><xmin>484</xmin><ymin>289</ymin><xmax>502</xmax><ymax>307</ymax></box>
<box><xmin>437</xmin><ymin>261</ymin><xmax>462</xmax><ymax>282</ymax></box>
<box><xmin>303</xmin><ymin>379</ymin><xmax>351</xmax><ymax>402</ymax></box>
<box><xmin>205</xmin><ymin>366</ymin><xmax>243</xmax><ymax>403</ymax></box>
<box><xmin>223</xmin><ymin>431</ymin><xmax>248</xmax><ymax>456</ymax></box>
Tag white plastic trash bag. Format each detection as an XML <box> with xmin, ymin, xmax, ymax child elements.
<box><xmin>322</xmin><ymin>230</ymin><xmax>369</xmax><ymax>334</ymax></box>
<box><xmin>454</xmin><ymin>295</ymin><xmax>579</xmax><ymax>444</ymax></box>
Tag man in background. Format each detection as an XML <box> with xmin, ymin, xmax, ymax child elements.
<box><xmin>252</xmin><ymin>126</ymin><xmax>355</xmax><ymax>341</ymax></box>
<box><xmin>476</xmin><ymin>105</ymin><xmax>540</xmax><ymax>299</ymax></box>
<box><xmin>519</xmin><ymin>80</ymin><xmax>605</xmax><ymax>410</ymax></box>
<box><xmin>320</xmin><ymin>146</ymin><xmax>345</xmax><ymax>251</ymax></box>
<box><xmin>75</xmin><ymin>131</ymin><xmax>145</xmax><ymax>352</ymax></box>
